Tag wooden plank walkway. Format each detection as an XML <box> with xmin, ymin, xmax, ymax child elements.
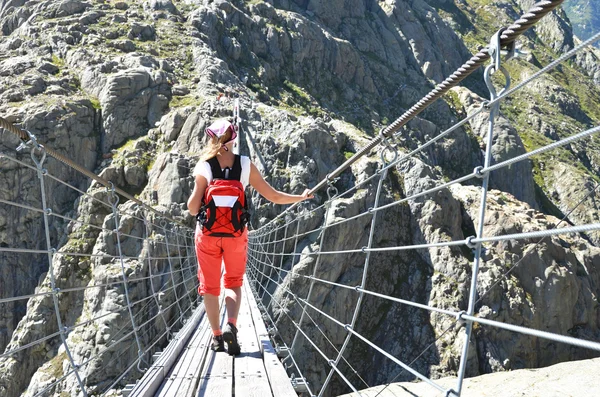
<box><xmin>129</xmin><ymin>277</ymin><xmax>297</xmax><ymax>397</ymax></box>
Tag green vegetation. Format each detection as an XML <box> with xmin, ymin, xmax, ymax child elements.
<box><xmin>46</xmin><ymin>351</ymin><xmax>68</xmax><ymax>379</ymax></box>
<box><xmin>169</xmin><ymin>95</ymin><xmax>203</xmax><ymax>108</ymax></box>
<box><xmin>51</xmin><ymin>54</ymin><xmax>65</xmax><ymax>69</ymax></box>
<box><xmin>90</xmin><ymin>97</ymin><xmax>102</xmax><ymax>110</ymax></box>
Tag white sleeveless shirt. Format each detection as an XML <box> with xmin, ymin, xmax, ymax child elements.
<box><xmin>192</xmin><ymin>155</ymin><xmax>251</xmax><ymax>190</ymax></box>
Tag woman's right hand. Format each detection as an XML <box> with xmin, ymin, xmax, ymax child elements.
<box><xmin>299</xmin><ymin>189</ymin><xmax>314</xmax><ymax>201</ymax></box>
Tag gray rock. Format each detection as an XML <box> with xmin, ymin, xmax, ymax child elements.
<box><xmin>143</xmin><ymin>0</ymin><xmax>180</xmax><ymax>15</ymax></box>
<box><xmin>453</xmin><ymin>86</ymin><xmax>537</xmax><ymax>208</ymax></box>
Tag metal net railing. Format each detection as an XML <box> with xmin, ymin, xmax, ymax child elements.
<box><xmin>0</xmin><ymin>126</ymin><xmax>200</xmax><ymax>396</ymax></box>
<box><xmin>244</xmin><ymin>10</ymin><xmax>600</xmax><ymax>397</ymax></box>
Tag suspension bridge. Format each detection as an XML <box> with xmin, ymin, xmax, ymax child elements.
<box><xmin>1</xmin><ymin>0</ymin><xmax>600</xmax><ymax>396</ymax></box>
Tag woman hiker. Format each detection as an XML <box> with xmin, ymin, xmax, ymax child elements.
<box><xmin>187</xmin><ymin>118</ymin><xmax>313</xmax><ymax>355</ymax></box>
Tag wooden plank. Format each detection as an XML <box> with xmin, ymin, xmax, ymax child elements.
<box><xmin>244</xmin><ymin>281</ymin><xmax>298</xmax><ymax>396</ymax></box>
<box><xmin>196</xmin><ymin>297</ymin><xmax>233</xmax><ymax>397</ymax></box>
<box><xmin>233</xmin><ymin>286</ymin><xmax>273</xmax><ymax>397</ymax></box>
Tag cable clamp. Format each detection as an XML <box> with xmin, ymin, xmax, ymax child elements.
<box><xmin>45</xmin><ymin>208</ymin><xmax>53</xmax><ymax>215</ymax></box>
<box><xmin>465</xmin><ymin>236</ymin><xmax>477</xmax><ymax>249</ymax></box>
<box><xmin>487</xmin><ymin>28</ymin><xmax>505</xmax><ymax>73</ymax></box>
<box><xmin>361</xmin><ymin>246</ymin><xmax>367</xmax><ymax>254</ymax></box>
<box><xmin>326</xmin><ymin>174</ymin><xmax>339</xmax><ymax>199</ymax></box>
<box><xmin>16</xmin><ymin>130</ymin><xmax>39</xmax><ymax>152</ymax></box>
<box><xmin>53</xmin><ymin>287</ymin><xmax>61</xmax><ymax>294</ymax></box>
<box><xmin>344</xmin><ymin>324</ymin><xmax>353</xmax><ymax>332</ymax></box>
<box><xmin>473</xmin><ymin>166</ymin><xmax>485</xmax><ymax>179</ymax></box>
<box><xmin>456</xmin><ymin>310</ymin><xmax>467</xmax><ymax>324</ymax></box>
<box><xmin>354</xmin><ymin>285</ymin><xmax>361</xmax><ymax>292</ymax></box>
<box><xmin>275</xmin><ymin>346</ymin><xmax>290</xmax><ymax>358</ymax></box>
<box><xmin>106</xmin><ymin>182</ymin><xmax>120</xmax><ymax>206</ymax></box>
<box><xmin>379</xmin><ymin>127</ymin><xmax>398</xmax><ymax>165</ymax></box>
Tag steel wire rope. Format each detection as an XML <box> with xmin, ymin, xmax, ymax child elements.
<box><xmin>160</xmin><ymin>219</ymin><xmax>185</xmax><ymax>322</ymax></box>
<box><xmin>256</xmin><ymin>225</ymin><xmax>272</xmax><ymax>298</ymax></box>
<box><xmin>260</xmin><ymin>225</ymin><xmax>280</xmax><ymax>301</ymax></box>
<box><xmin>243</xmin><ymin>281</ymin><xmax>310</xmax><ymax>393</ymax></box>
<box><xmin>460</xmin><ymin>313</ymin><xmax>600</xmax><ymax>351</ymax></box>
<box><xmin>31</xmin><ymin>294</ymin><xmax>198</xmax><ymax>397</ymax></box>
<box><xmin>182</xmin><ymin>228</ymin><xmax>200</xmax><ymax>306</ymax></box>
<box><xmin>373</xmin><ymin>181</ymin><xmax>600</xmax><ymax>397</ymax></box>
<box><xmin>264</xmin><ymin>220</ymin><xmax>290</xmax><ymax>313</ymax></box>
<box><xmin>248</xmin><ymin>259</ymin><xmax>450</xmax><ymax>394</ymax></box>
<box><xmin>66</xmin><ymin>280</ymin><xmax>196</xmax><ymax>385</ymax></box>
<box><xmin>250</xmin><ymin>0</ymin><xmax>566</xmax><ymax>235</ymax></box>
<box><xmin>255</xmin><ymin>121</ymin><xmax>600</xmax><ymax>254</ymax></box>
<box><xmin>109</xmin><ymin>184</ymin><xmax>150</xmax><ymax>371</ymax></box>
<box><xmin>247</xmin><ymin>246</ymin><xmax>457</xmax><ymax>317</ymax></box>
<box><xmin>455</xmin><ymin>31</ymin><xmax>509</xmax><ymax>395</ymax></box>
<box><xmin>245</xmin><ymin>261</ymin><xmax>359</xmax><ymax>396</ymax></box>
<box><xmin>320</xmin><ymin>144</ymin><xmax>396</xmax><ymax>396</ymax></box>
<box><xmin>0</xmin><ymin>331</ymin><xmax>62</xmax><ymax>360</ymax></box>
<box><xmin>476</xmin><ymin>182</ymin><xmax>600</xmax><ymax>305</ymax></box>
<box><xmin>0</xmin><ymin>258</ymin><xmax>198</xmax><ymax>304</ymax></box>
<box><xmin>250</xmin><ymin>219</ymin><xmax>600</xmax><ymax>257</ymax></box>
<box><xmin>88</xmin><ymin>265</ymin><xmax>199</xmax><ymax>362</ymax></box>
<box><xmin>306</xmin><ymin>0</ymin><xmax>566</xmax><ymax>196</ymax></box>
<box><xmin>53</xmin><ymin>251</ymin><xmax>192</xmax><ymax>261</ymax></box>
<box><xmin>142</xmin><ymin>211</ymin><xmax>173</xmax><ymax>338</ymax></box>
<box><xmin>0</xmin><ymin>153</ymin><xmax>194</xmax><ymax>243</ymax></box>
<box><xmin>0</xmin><ymin>188</ymin><xmax>190</xmax><ymax>254</ymax></box>
<box><xmin>173</xmin><ymin>225</ymin><xmax>195</xmax><ymax>309</ymax></box>
<box><xmin>246</xmin><ymin>257</ymin><xmax>372</xmax><ymax>391</ymax></box>
<box><xmin>291</xmin><ymin>181</ymin><xmax>338</xmax><ymax>355</ymax></box>
<box><xmin>252</xmin><ymin>106</ymin><xmax>485</xmax><ymax>239</ymax></box>
<box><xmin>0</xmin><ymin>197</ymin><xmax>45</xmax><ymax>213</ymax></box>
<box><xmin>29</xmin><ymin>140</ymin><xmax>88</xmax><ymax>395</ymax></box>
<box><xmin>0</xmin><ymin>267</ymin><xmax>197</xmax><ymax>352</ymax></box>
<box><xmin>0</xmin><ymin>118</ymin><xmax>190</xmax><ymax>229</ymax></box>
<box><xmin>486</xmin><ymin>30</ymin><xmax>600</xmax><ymax>110</ymax></box>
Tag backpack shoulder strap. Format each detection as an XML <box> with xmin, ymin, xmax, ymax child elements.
<box><xmin>207</xmin><ymin>157</ymin><xmax>224</xmax><ymax>179</ymax></box>
<box><xmin>228</xmin><ymin>155</ymin><xmax>242</xmax><ymax>181</ymax></box>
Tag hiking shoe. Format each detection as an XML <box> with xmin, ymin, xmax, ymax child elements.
<box><xmin>211</xmin><ymin>334</ymin><xmax>225</xmax><ymax>352</ymax></box>
<box><xmin>223</xmin><ymin>322</ymin><xmax>240</xmax><ymax>356</ymax></box>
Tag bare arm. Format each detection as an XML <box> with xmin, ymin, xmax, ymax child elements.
<box><xmin>187</xmin><ymin>174</ymin><xmax>208</xmax><ymax>216</ymax></box>
<box><xmin>249</xmin><ymin>162</ymin><xmax>312</xmax><ymax>204</ymax></box>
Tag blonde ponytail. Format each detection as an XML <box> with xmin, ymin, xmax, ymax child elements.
<box><xmin>199</xmin><ymin>128</ymin><xmax>234</xmax><ymax>161</ymax></box>
<box><xmin>199</xmin><ymin>137</ymin><xmax>222</xmax><ymax>161</ymax></box>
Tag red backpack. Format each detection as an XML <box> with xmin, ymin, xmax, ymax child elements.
<box><xmin>197</xmin><ymin>155</ymin><xmax>249</xmax><ymax>237</ymax></box>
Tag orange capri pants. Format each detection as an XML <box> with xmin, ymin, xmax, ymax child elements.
<box><xmin>195</xmin><ymin>225</ymin><xmax>249</xmax><ymax>296</ymax></box>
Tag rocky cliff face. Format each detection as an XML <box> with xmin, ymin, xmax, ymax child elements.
<box><xmin>1</xmin><ymin>0</ymin><xmax>599</xmax><ymax>396</ymax></box>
